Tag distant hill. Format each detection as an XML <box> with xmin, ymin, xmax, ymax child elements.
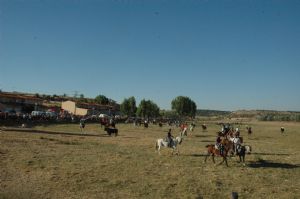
<box><xmin>230</xmin><ymin>110</ymin><xmax>300</xmax><ymax>117</ymax></box>
<box><xmin>229</xmin><ymin>110</ymin><xmax>300</xmax><ymax>122</ymax></box>
<box><xmin>196</xmin><ymin>109</ymin><xmax>300</xmax><ymax>122</ymax></box>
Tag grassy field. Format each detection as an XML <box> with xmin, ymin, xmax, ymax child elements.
<box><xmin>0</xmin><ymin>121</ymin><xmax>299</xmax><ymax>199</ymax></box>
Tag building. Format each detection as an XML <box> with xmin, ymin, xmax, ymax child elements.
<box><xmin>61</xmin><ymin>101</ymin><xmax>89</xmax><ymax>116</ymax></box>
<box><xmin>0</xmin><ymin>92</ymin><xmax>44</xmax><ymax>113</ymax></box>
<box><xmin>0</xmin><ymin>103</ymin><xmax>5</xmax><ymax>112</ymax></box>
<box><xmin>61</xmin><ymin>100</ymin><xmax>119</xmax><ymax>116</ymax></box>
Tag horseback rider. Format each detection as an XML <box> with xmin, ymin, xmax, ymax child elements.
<box><xmin>221</xmin><ymin>124</ymin><xmax>225</xmax><ymax>134</ymax></box>
<box><xmin>79</xmin><ymin>118</ymin><xmax>85</xmax><ymax>130</ymax></box>
<box><xmin>166</xmin><ymin>129</ymin><xmax>174</xmax><ymax>147</ymax></box>
<box><xmin>235</xmin><ymin>127</ymin><xmax>240</xmax><ymax>137</ymax></box>
<box><xmin>109</xmin><ymin>117</ymin><xmax>116</xmax><ymax>128</ymax></box>
<box><xmin>232</xmin><ymin>133</ymin><xmax>241</xmax><ymax>155</ymax></box>
<box><xmin>215</xmin><ymin>135</ymin><xmax>224</xmax><ymax>155</ymax></box>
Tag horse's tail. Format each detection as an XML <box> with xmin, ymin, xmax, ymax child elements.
<box><xmin>155</xmin><ymin>140</ymin><xmax>159</xmax><ymax>151</ymax></box>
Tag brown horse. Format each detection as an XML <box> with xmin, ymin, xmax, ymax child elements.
<box><xmin>246</xmin><ymin>126</ymin><xmax>252</xmax><ymax>135</ymax></box>
<box><xmin>204</xmin><ymin>139</ymin><xmax>233</xmax><ymax>167</ymax></box>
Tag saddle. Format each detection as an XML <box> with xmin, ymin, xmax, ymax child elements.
<box><xmin>215</xmin><ymin>144</ymin><xmax>224</xmax><ymax>155</ymax></box>
<box><xmin>165</xmin><ymin>139</ymin><xmax>173</xmax><ymax>147</ymax></box>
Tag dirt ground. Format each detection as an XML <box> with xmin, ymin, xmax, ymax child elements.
<box><xmin>0</xmin><ymin>121</ymin><xmax>299</xmax><ymax>199</ymax></box>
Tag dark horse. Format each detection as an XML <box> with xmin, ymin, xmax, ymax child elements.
<box><xmin>104</xmin><ymin>127</ymin><xmax>118</xmax><ymax>136</ymax></box>
<box><xmin>236</xmin><ymin>145</ymin><xmax>246</xmax><ymax>163</ymax></box>
<box><xmin>201</xmin><ymin>124</ymin><xmax>207</xmax><ymax>131</ymax></box>
<box><xmin>204</xmin><ymin>139</ymin><xmax>233</xmax><ymax>167</ymax></box>
<box><xmin>246</xmin><ymin>126</ymin><xmax>252</xmax><ymax>135</ymax></box>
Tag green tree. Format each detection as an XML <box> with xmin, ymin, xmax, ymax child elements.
<box><xmin>171</xmin><ymin>96</ymin><xmax>197</xmax><ymax>118</ymax></box>
<box><xmin>120</xmin><ymin>96</ymin><xmax>137</xmax><ymax>117</ymax></box>
<box><xmin>136</xmin><ymin>99</ymin><xmax>160</xmax><ymax>118</ymax></box>
<box><xmin>95</xmin><ymin>94</ymin><xmax>109</xmax><ymax>105</ymax></box>
<box><xmin>160</xmin><ymin>110</ymin><xmax>178</xmax><ymax>119</ymax></box>
<box><xmin>296</xmin><ymin>114</ymin><xmax>300</xmax><ymax>122</ymax></box>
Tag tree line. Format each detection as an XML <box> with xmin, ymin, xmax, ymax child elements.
<box><xmin>120</xmin><ymin>96</ymin><xmax>197</xmax><ymax>119</ymax></box>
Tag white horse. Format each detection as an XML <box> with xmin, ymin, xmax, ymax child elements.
<box><xmin>244</xmin><ymin>145</ymin><xmax>252</xmax><ymax>154</ymax></box>
<box><xmin>155</xmin><ymin>136</ymin><xmax>183</xmax><ymax>155</ymax></box>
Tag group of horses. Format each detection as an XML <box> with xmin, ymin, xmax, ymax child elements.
<box><xmin>205</xmin><ymin>137</ymin><xmax>252</xmax><ymax>166</ymax></box>
<box><xmin>155</xmin><ymin>124</ymin><xmax>252</xmax><ymax>167</ymax></box>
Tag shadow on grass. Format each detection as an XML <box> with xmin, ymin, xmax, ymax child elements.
<box><xmin>251</xmin><ymin>152</ymin><xmax>290</xmax><ymax>156</ymax></box>
<box><xmin>1</xmin><ymin>128</ymin><xmax>111</xmax><ymax>138</ymax></box>
<box><xmin>195</xmin><ymin>135</ymin><xmax>214</xmax><ymax>138</ymax></box>
<box><xmin>120</xmin><ymin>136</ymin><xmax>139</xmax><ymax>139</ymax></box>
<box><xmin>248</xmin><ymin>159</ymin><xmax>299</xmax><ymax>169</ymax></box>
<box><xmin>200</xmin><ymin>140</ymin><xmax>214</xmax><ymax>143</ymax></box>
<box><xmin>249</xmin><ymin>136</ymin><xmax>273</xmax><ymax>140</ymax></box>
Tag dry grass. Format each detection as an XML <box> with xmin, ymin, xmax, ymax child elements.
<box><xmin>0</xmin><ymin>121</ymin><xmax>299</xmax><ymax>199</ymax></box>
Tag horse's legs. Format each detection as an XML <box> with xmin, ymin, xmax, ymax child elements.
<box><xmin>204</xmin><ymin>153</ymin><xmax>209</xmax><ymax>163</ymax></box>
<box><xmin>218</xmin><ymin>156</ymin><xmax>224</xmax><ymax>165</ymax></box>
<box><xmin>212</xmin><ymin>154</ymin><xmax>215</xmax><ymax>164</ymax></box>
<box><xmin>172</xmin><ymin>147</ymin><xmax>179</xmax><ymax>155</ymax></box>
<box><xmin>224</xmin><ymin>157</ymin><xmax>228</xmax><ymax>167</ymax></box>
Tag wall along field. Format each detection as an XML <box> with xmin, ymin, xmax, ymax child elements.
<box><xmin>0</xmin><ymin>121</ymin><xmax>299</xmax><ymax>198</ymax></box>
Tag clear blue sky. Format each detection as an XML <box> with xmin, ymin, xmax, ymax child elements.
<box><xmin>1</xmin><ymin>0</ymin><xmax>300</xmax><ymax>111</ymax></box>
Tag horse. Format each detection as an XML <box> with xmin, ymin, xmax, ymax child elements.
<box><xmin>100</xmin><ymin>119</ymin><xmax>108</xmax><ymax>128</ymax></box>
<box><xmin>189</xmin><ymin>122</ymin><xmax>196</xmax><ymax>132</ymax></box>
<box><xmin>155</xmin><ymin>136</ymin><xmax>183</xmax><ymax>155</ymax></box>
<box><xmin>204</xmin><ymin>139</ymin><xmax>233</xmax><ymax>167</ymax></box>
<box><xmin>144</xmin><ymin>122</ymin><xmax>149</xmax><ymax>128</ymax></box>
<box><xmin>235</xmin><ymin>144</ymin><xmax>246</xmax><ymax>163</ymax></box>
<box><xmin>247</xmin><ymin>126</ymin><xmax>252</xmax><ymax>135</ymax></box>
<box><xmin>104</xmin><ymin>127</ymin><xmax>118</xmax><ymax>136</ymax></box>
<box><xmin>232</xmin><ymin>144</ymin><xmax>252</xmax><ymax>164</ymax></box>
<box><xmin>180</xmin><ymin>128</ymin><xmax>188</xmax><ymax>137</ymax></box>
<box><xmin>244</xmin><ymin>145</ymin><xmax>252</xmax><ymax>154</ymax></box>
<box><xmin>201</xmin><ymin>124</ymin><xmax>207</xmax><ymax>131</ymax></box>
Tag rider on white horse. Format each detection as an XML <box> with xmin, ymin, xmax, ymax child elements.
<box><xmin>166</xmin><ymin>129</ymin><xmax>174</xmax><ymax>147</ymax></box>
<box><xmin>156</xmin><ymin>131</ymin><xmax>183</xmax><ymax>155</ymax></box>
<box><xmin>232</xmin><ymin>134</ymin><xmax>241</xmax><ymax>155</ymax></box>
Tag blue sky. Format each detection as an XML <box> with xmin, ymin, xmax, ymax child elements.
<box><xmin>1</xmin><ymin>0</ymin><xmax>300</xmax><ymax>111</ymax></box>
